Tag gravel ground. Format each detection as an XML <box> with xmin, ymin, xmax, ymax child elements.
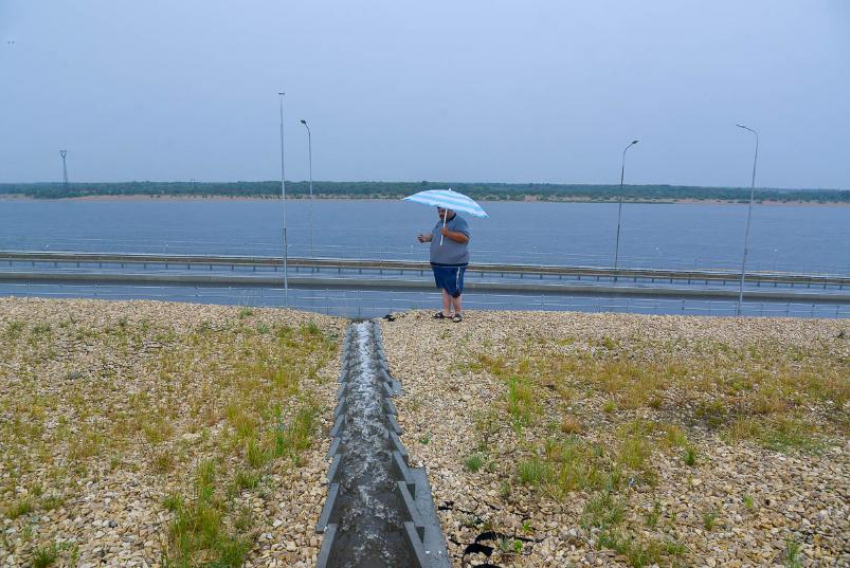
<box><xmin>0</xmin><ymin>298</ymin><xmax>344</xmax><ymax>568</ymax></box>
<box><xmin>3</xmin><ymin>299</ymin><xmax>847</xmax><ymax>568</ymax></box>
<box><xmin>380</xmin><ymin>310</ymin><xmax>849</xmax><ymax>568</ymax></box>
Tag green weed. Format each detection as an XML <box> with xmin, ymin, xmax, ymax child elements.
<box><xmin>517</xmin><ymin>457</ymin><xmax>552</xmax><ymax>487</ymax></box>
<box><xmin>783</xmin><ymin>539</ymin><xmax>803</xmax><ymax>568</ymax></box>
<box><xmin>727</xmin><ymin>417</ymin><xmax>820</xmax><ymax>453</ymax></box>
<box><xmin>233</xmin><ymin>506</ymin><xmax>253</xmax><ymax>532</ymax></box>
<box><xmin>246</xmin><ymin>438</ymin><xmax>269</xmax><ymax>468</ymax></box>
<box><xmin>695</xmin><ymin>399</ymin><xmax>728</xmax><ymax>428</ymax></box>
<box><xmin>703</xmin><ymin>510</ymin><xmax>718</xmax><ymax>531</ymax></box>
<box><xmin>303</xmin><ymin>321</ymin><xmax>321</xmax><ymax>337</ymax></box>
<box><xmin>233</xmin><ymin>471</ymin><xmax>261</xmax><ymax>492</ymax></box>
<box><xmin>4</xmin><ymin>320</ymin><xmax>25</xmax><ymax>339</ymax></box>
<box><xmin>645</xmin><ymin>501</ymin><xmax>661</xmax><ymax>529</ymax></box>
<box><xmin>152</xmin><ymin>451</ymin><xmax>174</xmax><ymax>474</ymax></box>
<box><xmin>597</xmin><ymin>530</ymin><xmax>663</xmax><ymax>568</ymax></box>
<box><xmin>617</xmin><ymin>436</ymin><xmax>652</xmax><ymax>474</ymax></box>
<box><xmin>581</xmin><ymin>493</ymin><xmax>625</xmax><ymax>530</ymax></box>
<box><xmin>464</xmin><ymin>454</ymin><xmax>484</xmax><ymax>473</ymax></box>
<box><xmin>41</xmin><ymin>495</ymin><xmax>64</xmax><ymax>511</ymax></box>
<box><xmin>683</xmin><ymin>446</ymin><xmax>697</xmax><ymax>467</ymax></box>
<box><xmin>32</xmin><ymin>545</ymin><xmax>58</xmax><ymax>568</ymax></box>
<box><xmin>32</xmin><ymin>323</ymin><xmax>52</xmax><ymax>335</ymax></box>
<box><xmin>506</xmin><ymin>376</ymin><xmax>538</xmax><ymax>429</ymax></box>
<box><xmin>273</xmin><ymin>399</ymin><xmax>320</xmax><ymax>463</ymax></box>
<box><xmin>5</xmin><ymin>497</ymin><xmax>33</xmax><ymax>519</ymax></box>
<box><xmin>163</xmin><ymin>494</ymin><xmax>183</xmax><ymax>512</ymax></box>
<box><xmin>163</xmin><ymin>460</ymin><xmax>251</xmax><ymax>568</ymax></box>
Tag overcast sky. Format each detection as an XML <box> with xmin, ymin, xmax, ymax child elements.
<box><xmin>1</xmin><ymin>1</ymin><xmax>849</xmax><ymax>188</ymax></box>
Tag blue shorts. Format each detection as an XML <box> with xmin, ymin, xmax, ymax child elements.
<box><xmin>431</xmin><ymin>264</ymin><xmax>467</xmax><ymax>298</ymax></box>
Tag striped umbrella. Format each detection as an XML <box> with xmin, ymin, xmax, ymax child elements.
<box><xmin>403</xmin><ymin>188</ymin><xmax>489</xmax><ymax>245</ymax></box>
<box><xmin>403</xmin><ymin>188</ymin><xmax>489</xmax><ymax>218</ymax></box>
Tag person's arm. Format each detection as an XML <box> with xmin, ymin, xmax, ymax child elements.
<box><xmin>439</xmin><ymin>227</ymin><xmax>469</xmax><ymax>244</ymax></box>
<box><xmin>417</xmin><ymin>232</ymin><xmax>433</xmax><ymax>243</ymax></box>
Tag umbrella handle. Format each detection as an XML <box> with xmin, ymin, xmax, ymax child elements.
<box><xmin>440</xmin><ymin>209</ymin><xmax>446</xmax><ymax>245</ymax></box>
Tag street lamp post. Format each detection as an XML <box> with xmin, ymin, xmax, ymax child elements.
<box><xmin>736</xmin><ymin>123</ymin><xmax>759</xmax><ymax>316</ymax></box>
<box><xmin>278</xmin><ymin>93</ymin><xmax>289</xmax><ymax>307</ymax></box>
<box><xmin>613</xmin><ymin>140</ymin><xmax>639</xmax><ymax>273</ymax></box>
<box><xmin>300</xmin><ymin>119</ymin><xmax>314</xmax><ymax>257</ymax></box>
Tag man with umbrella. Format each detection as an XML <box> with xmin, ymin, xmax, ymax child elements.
<box><xmin>417</xmin><ymin>206</ymin><xmax>470</xmax><ymax>322</ymax></box>
<box><xmin>405</xmin><ymin>188</ymin><xmax>487</xmax><ymax>321</ymax></box>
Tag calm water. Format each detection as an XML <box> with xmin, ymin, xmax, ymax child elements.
<box><xmin>1</xmin><ymin>199</ymin><xmax>848</xmax><ymax>274</ymax></box>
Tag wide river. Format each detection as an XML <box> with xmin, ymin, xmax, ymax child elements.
<box><xmin>1</xmin><ymin>199</ymin><xmax>848</xmax><ymax>274</ymax></box>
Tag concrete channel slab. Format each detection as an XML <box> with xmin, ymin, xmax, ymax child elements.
<box><xmin>315</xmin><ymin>524</ymin><xmax>337</xmax><ymax>567</ymax></box>
<box><xmin>315</xmin><ymin>320</ymin><xmax>450</xmax><ymax>568</ymax></box>
<box><xmin>316</xmin><ymin>484</ymin><xmax>340</xmax><ymax>534</ymax></box>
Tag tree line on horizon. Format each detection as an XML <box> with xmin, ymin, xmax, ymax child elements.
<box><xmin>1</xmin><ymin>181</ymin><xmax>848</xmax><ymax>203</ymax></box>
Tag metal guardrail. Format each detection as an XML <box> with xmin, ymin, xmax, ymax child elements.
<box><xmin>2</xmin><ymin>250</ymin><xmax>848</xmax><ymax>288</ymax></box>
<box><xmin>2</xmin><ymin>271</ymin><xmax>848</xmax><ymax>303</ymax></box>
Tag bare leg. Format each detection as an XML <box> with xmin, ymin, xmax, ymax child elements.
<box><xmin>451</xmin><ymin>294</ymin><xmax>462</xmax><ymax>315</ymax></box>
<box><xmin>441</xmin><ymin>290</ymin><xmax>452</xmax><ymax>316</ymax></box>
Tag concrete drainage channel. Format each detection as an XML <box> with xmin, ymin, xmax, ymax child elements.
<box><xmin>315</xmin><ymin>320</ymin><xmax>451</xmax><ymax>568</ymax></box>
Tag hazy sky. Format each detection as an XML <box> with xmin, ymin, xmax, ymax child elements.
<box><xmin>2</xmin><ymin>1</ymin><xmax>849</xmax><ymax>188</ymax></box>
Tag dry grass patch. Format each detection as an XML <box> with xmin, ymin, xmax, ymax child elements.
<box><xmin>0</xmin><ymin>299</ymin><xmax>342</xmax><ymax>566</ymax></box>
<box><xmin>442</xmin><ymin>314</ymin><xmax>849</xmax><ymax>567</ymax></box>
<box><xmin>469</xmin><ymin>331</ymin><xmax>848</xmax><ymax>451</ymax></box>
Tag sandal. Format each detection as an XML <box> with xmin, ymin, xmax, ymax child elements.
<box><xmin>452</xmin><ymin>313</ymin><xmax>463</xmax><ymax>323</ymax></box>
<box><xmin>433</xmin><ymin>312</ymin><xmax>447</xmax><ymax>319</ymax></box>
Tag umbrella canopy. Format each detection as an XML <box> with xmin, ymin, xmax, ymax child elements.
<box><xmin>403</xmin><ymin>188</ymin><xmax>489</xmax><ymax>218</ymax></box>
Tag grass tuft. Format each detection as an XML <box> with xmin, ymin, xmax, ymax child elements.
<box><xmin>464</xmin><ymin>454</ymin><xmax>485</xmax><ymax>473</ymax></box>
<box><xmin>581</xmin><ymin>492</ymin><xmax>625</xmax><ymax>530</ymax></box>
<box><xmin>560</xmin><ymin>415</ymin><xmax>583</xmax><ymax>434</ymax></box>
<box><xmin>41</xmin><ymin>495</ymin><xmax>65</xmax><ymax>511</ymax></box>
<box><xmin>783</xmin><ymin>538</ymin><xmax>803</xmax><ymax>568</ymax></box>
<box><xmin>246</xmin><ymin>438</ymin><xmax>269</xmax><ymax>468</ymax></box>
<box><xmin>645</xmin><ymin>500</ymin><xmax>661</xmax><ymax>529</ymax></box>
<box><xmin>683</xmin><ymin>446</ymin><xmax>697</xmax><ymax>467</ymax></box>
<box><xmin>163</xmin><ymin>460</ymin><xmax>251</xmax><ymax>568</ymax></box>
<box><xmin>505</xmin><ymin>376</ymin><xmax>539</xmax><ymax>429</ymax></box>
<box><xmin>233</xmin><ymin>470</ymin><xmax>261</xmax><ymax>492</ymax></box>
<box><xmin>597</xmin><ymin>530</ymin><xmax>668</xmax><ymax>568</ymax></box>
<box><xmin>32</xmin><ymin>545</ymin><xmax>58</xmax><ymax>568</ymax></box>
<box><xmin>273</xmin><ymin>399</ymin><xmax>320</xmax><ymax>463</ymax></box>
<box><xmin>5</xmin><ymin>497</ymin><xmax>33</xmax><ymax>520</ymax></box>
<box><xmin>726</xmin><ymin>417</ymin><xmax>821</xmax><ymax>453</ymax></box>
<box><xmin>4</xmin><ymin>320</ymin><xmax>25</xmax><ymax>339</ymax></box>
<box><xmin>518</xmin><ymin>457</ymin><xmax>551</xmax><ymax>487</ymax></box>
<box><xmin>703</xmin><ymin>510</ymin><xmax>718</xmax><ymax>531</ymax></box>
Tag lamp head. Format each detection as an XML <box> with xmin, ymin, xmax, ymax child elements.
<box><xmin>300</xmin><ymin>119</ymin><xmax>307</xmax><ymax>125</ymax></box>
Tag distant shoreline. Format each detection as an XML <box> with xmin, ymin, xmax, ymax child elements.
<box><xmin>0</xmin><ymin>193</ymin><xmax>848</xmax><ymax>207</ymax></box>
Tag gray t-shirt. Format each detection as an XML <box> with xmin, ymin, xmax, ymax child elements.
<box><xmin>430</xmin><ymin>214</ymin><xmax>470</xmax><ymax>265</ymax></box>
